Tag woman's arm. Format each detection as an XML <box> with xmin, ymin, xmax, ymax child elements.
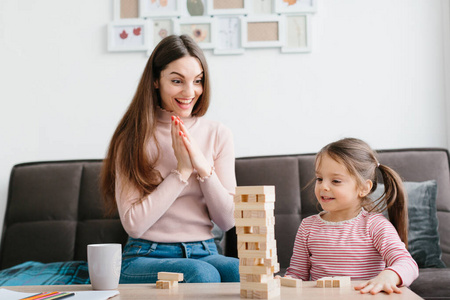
<box><xmin>195</xmin><ymin>124</ymin><xmax>236</xmax><ymax>231</ymax></box>
<box><xmin>115</xmin><ymin>170</ymin><xmax>188</xmax><ymax>238</ymax></box>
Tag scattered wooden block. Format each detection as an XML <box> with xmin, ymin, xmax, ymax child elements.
<box><xmin>317</xmin><ymin>276</ymin><xmax>351</xmax><ymax>288</ymax></box>
<box><xmin>156</xmin><ymin>280</ymin><xmax>177</xmax><ymax>289</ymax></box>
<box><xmin>332</xmin><ymin>276</ymin><xmax>351</xmax><ymax>287</ymax></box>
<box><xmin>280</xmin><ymin>277</ymin><xmax>302</xmax><ymax>288</ymax></box>
<box><xmin>157</xmin><ymin>272</ymin><xmax>183</xmax><ymax>282</ymax></box>
<box><xmin>316</xmin><ymin>277</ymin><xmax>332</xmax><ymax>288</ymax></box>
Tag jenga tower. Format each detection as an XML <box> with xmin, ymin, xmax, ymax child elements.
<box><xmin>234</xmin><ymin>186</ymin><xmax>280</xmax><ymax>299</ymax></box>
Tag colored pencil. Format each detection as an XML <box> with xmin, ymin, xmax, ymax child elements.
<box><xmin>44</xmin><ymin>292</ymin><xmax>75</xmax><ymax>300</ymax></box>
<box><xmin>31</xmin><ymin>292</ymin><xmax>61</xmax><ymax>300</ymax></box>
<box><xmin>20</xmin><ymin>292</ymin><xmax>58</xmax><ymax>300</ymax></box>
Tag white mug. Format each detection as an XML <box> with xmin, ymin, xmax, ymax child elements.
<box><xmin>87</xmin><ymin>243</ymin><xmax>122</xmax><ymax>290</ymax></box>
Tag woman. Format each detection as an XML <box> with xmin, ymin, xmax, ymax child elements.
<box><xmin>100</xmin><ymin>35</ymin><xmax>239</xmax><ymax>283</ymax></box>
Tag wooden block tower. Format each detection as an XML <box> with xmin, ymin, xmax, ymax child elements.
<box><xmin>235</xmin><ymin>186</ymin><xmax>280</xmax><ymax>299</ymax></box>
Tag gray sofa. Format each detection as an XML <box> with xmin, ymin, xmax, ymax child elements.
<box><xmin>1</xmin><ymin>149</ymin><xmax>449</xmax><ymax>299</ymax></box>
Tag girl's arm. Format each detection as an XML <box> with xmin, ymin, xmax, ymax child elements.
<box><xmin>355</xmin><ymin>215</ymin><xmax>419</xmax><ymax>294</ymax></box>
<box><xmin>285</xmin><ymin>219</ymin><xmax>312</xmax><ymax>281</ymax></box>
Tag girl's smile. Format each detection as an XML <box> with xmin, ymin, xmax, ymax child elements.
<box><xmin>315</xmin><ymin>154</ymin><xmax>370</xmax><ymax>222</ymax></box>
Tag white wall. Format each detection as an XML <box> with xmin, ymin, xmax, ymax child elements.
<box><xmin>0</xmin><ymin>0</ymin><xmax>448</xmax><ymax>237</ymax></box>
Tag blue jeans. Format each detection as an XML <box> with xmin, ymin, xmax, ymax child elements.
<box><xmin>120</xmin><ymin>237</ymin><xmax>240</xmax><ymax>283</ymax></box>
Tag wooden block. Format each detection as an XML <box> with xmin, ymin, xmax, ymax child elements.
<box><xmin>248</xmin><ymin>194</ymin><xmax>257</xmax><ymax>202</ymax></box>
<box><xmin>156</xmin><ymin>280</ymin><xmax>177</xmax><ymax>289</ymax></box>
<box><xmin>252</xmin><ymin>226</ymin><xmax>274</xmax><ymax>235</ymax></box>
<box><xmin>243</xmin><ymin>211</ymin><xmax>253</xmax><ymax>218</ymax></box>
<box><xmin>256</xmin><ymin>194</ymin><xmax>275</xmax><ymax>203</ymax></box>
<box><xmin>240</xmin><ymin>278</ymin><xmax>280</xmax><ymax>292</ymax></box>
<box><xmin>280</xmin><ymin>277</ymin><xmax>302</xmax><ymax>288</ymax></box>
<box><xmin>235</xmin><ymin>186</ymin><xmax>275</xmax><ymax>196</ymax></box>
<box><xmin>332</xmin><ymin>276</ymin><xmax>351</xmax><ymax>287</ymax></box>
<box><xmin>237</xmin><ymin>226</ymin><xmax>274</xmax><ymax>235</ymax></box>
<box><xmin>240</xmin><ymin>257</ymin><xmax>265</xmax><ymax>266</ymax></box>
<box><xmin>240</xmin><ymin>274</ymin><xmax>270</xmax><ymax>283</ymax></box>
<box><xmin>316</xmin><ymin>277</ymin><xmax>332</xmax><ymax>288</ymax></box>
<box><xmin>235</xmin><ymin>217</ymin><xmax>275</xmax><ymax>227</ymax></box>
<box><xmin>234</xmin><ymin>210</ymin><xmax>243</xmax><ymax>218</ymax></box>
<box><xmin>234</xmin><ymin>202</ymin><xmax>275</xmax><ymax>211</ymax></box>
<box><xmin>273</xmin><ymin>262</ymin><xmax>280</xmax><ymax>274</ymax></box>
<box><xmin>157</xmin><ymin>272</ymin><xmax>183</xmax><ymax>281</ymax></box>
<box><xmin>252</xmin><ymin>288</ymin><xmax>280</xmax><ymax>299</ymax></box>
<box><xmin>238</xmin><ymin>249</ymin><xmax>274</xmax><ymax>259</ymax></box>
<box><xmin>239</xmin><ymin>265</ymin><xmax>274</xmax><ymax>275</ymax></box>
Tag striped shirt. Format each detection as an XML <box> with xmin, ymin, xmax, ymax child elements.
<box><xmin>285</xmin><ymin>209</ymin><xmax>419</xmax><ymax>286</ymax></box>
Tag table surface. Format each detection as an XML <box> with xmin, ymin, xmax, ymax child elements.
<box><xmin>4</xmin><ymin>281</ymin><xmax>422</xmax><ymax>300</ymax></box>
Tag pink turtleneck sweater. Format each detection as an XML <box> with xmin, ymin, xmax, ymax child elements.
<box><xmin>115</xmin><ymin>108</ymin><xmax>236</xmax><ymax>243</ymax></box>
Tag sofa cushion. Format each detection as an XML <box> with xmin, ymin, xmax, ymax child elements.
<box><xmin>410</xmin><ymin>268</ymin><xmax>450</xmax><ymax>298</ymax></box>
<box><xmin>372</xmin><ymin>180</ymin><xmax>446</xmax><ymax>268</ymax></box>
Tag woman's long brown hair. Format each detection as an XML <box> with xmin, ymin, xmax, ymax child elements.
<box><xmin>315</xmin><ymin>138</ymin><xmax>409</xmax><ymax>247</ymax></box>
<box><xmin>100</xmin><ymin>35</ymin><xmax>210</xmax><ymax>216</ymax></box>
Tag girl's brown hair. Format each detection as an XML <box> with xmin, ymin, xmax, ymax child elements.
<box><xmin>315</xmin><ymin>138</ymin><xmax>408</xmax><ymax>247</ymax></box>
<box><xmin>100</xmin><ymin>35</ymin><xmax>210</xmax><ymax>215</ymax></box>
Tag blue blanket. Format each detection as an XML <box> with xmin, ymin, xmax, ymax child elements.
<box><xmin>0</xmin><ymin>261</ymin><xmax>90</xmax><ymax>286</ymax></box>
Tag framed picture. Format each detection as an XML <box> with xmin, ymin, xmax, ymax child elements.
<box><xmin>251</xmin><ymin>0</ymin><xmax>273</xmax><ymax>15</ymax></box>
<box><xmin>114</xmin><ymin>0</ymin><xmax>139</xmax><ymax>20</ymax></box>
<box><xmin>281</xmin><ymin>14</ymin><xmax>311</xmax><ymax>53</ymax></box>
<box><xmin>182</xmin><ymin>0</ymin><xmax>208</xmax><ymax>16</ymax></box>
<box><xmin>173</xmin><ymin>17</ymin><xmax>214</xmax><ymax>49</ymax></box>
<box><xmin>213</xmin><ymin>16</ymin><xmax>244</xmax><ymax>55</ymax></box>
<box><xmin>207</xmin><ymin>0</ymin><xmax>250</xmax><ymax>15</ymax></box>
<box><xmin>241</xmin><ymin>15</ymin><xmax>284</xmax><ymax>48</ymax></box>
<box><xmin>152</xmin><ymin>18</ymin><xmax>175</xmax><ymax>46</ymax></box>
<box><xmin>139</xmin><ymin>0</ymin><xmax>182</xmax><ymax>18</ymax></box>
<box><xmin>108</xmin><ymin>19</ymin><xmax>151</xmax><ymax>52</ymax></box>
<box><xmin>274</xmin><ymin>0</ymin><xmax>317</xmax><ymax>14</ymax></box>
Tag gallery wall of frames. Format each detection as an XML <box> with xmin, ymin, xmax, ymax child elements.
<box><xmin>108</xmin><ymin>0</ymin><xmax>317</xmax><ymax>55</ymax></box>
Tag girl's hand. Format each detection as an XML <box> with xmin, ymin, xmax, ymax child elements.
<box><xmin>171</xmin><ymin>116</ymin><xmax>193</xmax><ymax>181</ymax></box>
<box><xmin>177</xmin><ymin>117</ymin><xmax>211</xmax><ymax>178</ymax></box>
<box><xmin>354</xmin><ymin>270</ymin><xmax>402</xmax><ymax>295</ymax></box>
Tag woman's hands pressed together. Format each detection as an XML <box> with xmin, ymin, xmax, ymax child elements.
<box><xmin>354</xmin><ymin>270</ymin><xmax>402</xmax><ymax>295</ymax></box>
<box><xmin>171</xmin><ymin>115</ymin><xmax>211</xmax><ymax>181</ymax></box>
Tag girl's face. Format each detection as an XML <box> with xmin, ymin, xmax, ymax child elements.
<box><xmin>156</xmin><ymin>55</ymin><xmax>204</xmax><ymax>118</ymax></box>
<box><xmin>314</xmin><ymin>153</ymin><xmax>371</xmax><ymax>222</ymax></box>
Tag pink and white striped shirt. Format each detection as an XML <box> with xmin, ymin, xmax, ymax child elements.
<box><xmin>285</xmin><ymin>209</ymin><xmax>419</xmax><ymax>286</ymax></box>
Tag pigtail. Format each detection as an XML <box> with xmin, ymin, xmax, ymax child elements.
<box><xmin>378</xmin><ymin>164</ymin><xmax>408</xmax><ymax>248</ymax></box>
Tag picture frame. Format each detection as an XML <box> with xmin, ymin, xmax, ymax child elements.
<box><xmin>146</xmin><ymin>18</ymin><xmax>175</xmax><ymax>56</ymax></box>
<box><xmin>281</xmin><ymin>14</ymin><xmax>311</xmax><ymax>53</ymax></box>
<box><xmin>139</xmin><ymin>0</ymin><xmax>183</xmax><ymax>18</ymax></box>
<box><xmin>114</xmin><ymin>0</ymin><xmax>139</xmax><ymax>20</ymax></box>
<box><xmin>151</xmin><ymin>18</ymin><xmax>175</xmax><ymax>46</ymax></box>
<box><xmin>213</xmin><ymin>16</ymin><xmax>244</xmax><ymax>55</ymax></box>
<box><xmin>250</xmin><ymin>0</ymin><xmax>273</xmax><ymax>15</ymax></box>
<box><xmin>173</xmin><ymin>17</ymin><xmax>215</xmax><ymax>49</ymax></box>
<box><xmin>108</xmin><ymin>18</ymin><xmax>151</xmax><ymax>52</ymax></box>
<box><xmin>241</xmin><ymin>15</ymin><xmax>285</xmax><ymax>48</ymax></box>
<box><xmin>274</xmin><ymin>0</ymin><xmax>317</xmax><ymax>14</ymax></box>
<box><xmin>206</xmin><ymin>0</ymin><xmax>250</xmax><ymax>16</ymax></box>
<box><xmin>182</xmin><ymin>0</ymin><xmax>208</xmax><ymax>17</ymax></box>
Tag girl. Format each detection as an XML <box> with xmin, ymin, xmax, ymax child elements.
<box><xmin>284</xmin><ymin>138</ymin><xmax>418</xmax><ymax>294</ymax></box>
<box><xmin>100</xmin><ymin>35</ymin><xmax>239</xmax><ymax>283</ymax></box>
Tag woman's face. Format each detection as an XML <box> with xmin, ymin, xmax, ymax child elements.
<box><xmin>156</xmin><ymin>55</ymin><xmax>204</xmax><ymax>118</ymax></box>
